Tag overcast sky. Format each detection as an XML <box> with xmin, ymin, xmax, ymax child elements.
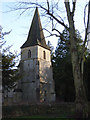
<box><xmin>0</xmin><ymin>0</ymin><xmax>89</xmax><ymax>56</ymax></box>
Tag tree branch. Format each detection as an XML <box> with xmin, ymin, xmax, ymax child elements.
<box><xmin>47</xmin><ymin>0</ymin><xmax>50</xmax><ymax>13</ymax></box>
<box><xmin>64</xmin><ymin>2</ymin><xmax>71</xmax><ymax>24</ymax></box>
<box><xmin>52</xmin><ymin>28</ymin><xmax>62</xmax><ymax>36</ymax></box>
<box><xmin>47</xmin><ymin>12</ymin><xmax>69</xmax><ymax>30</ymax></box>
<box><xmin>79</xmin><ymin>1</ymin><xmax>90</xmax><ymax>64</ymax></box>
<box><xmin>57</xmin><ymin>15</ymin><xmax>64</xmax><ymax>23</ymax></box>
<box><xmin>43</xmin><ymin>28</ymin><xmax>67</xmax><ymax>42</ymax></box>
<box><xmin>84</xmin><ymin>1</ymin><xmax>90</xmax><ymax>49</ymax></box>
<box><xmin>18</xmin><ymin>1</ymin><xmax>69</xmax><ymax>30</ymax></box>
<box><xmin>43</xmin><ymin>28</ymin><xmax>60</xmax><ymax>38</ymax></box>
<box><xmin>84</xmin><ymin>3</ymin><xmax>88</xmax><ymax>29</ymax></box>
<box><xmin>72</xmin><ymin>1</ymin><xmax>77</xmax><ymax>16</ymax></box>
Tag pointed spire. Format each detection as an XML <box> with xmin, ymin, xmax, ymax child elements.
<box><xmin>21</xmin><ymin>7</ymin><xmax>50</xmax><ymax>50</ymax></box>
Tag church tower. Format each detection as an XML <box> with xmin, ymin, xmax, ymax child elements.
<box><xmin>20</xmin><ymin>7</ymin><xmax>55</xmax><ymax>103</ymax></box>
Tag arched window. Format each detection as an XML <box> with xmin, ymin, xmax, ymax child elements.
<box><xmin>43</xmin><ymin>51</ymin><xmax>46</xmax><ymax>59</ymax></box>
<box><xmin>28</xmin><ymin>50</ymin><xmax>31</xmax><ymax>58</ymax></box>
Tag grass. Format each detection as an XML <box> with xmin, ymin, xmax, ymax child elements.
<box><xmin>2</xmin><ymin>103</ymin><xmax>76</xmax><ymax>118</ymax></box>
<box><xmin>3</xmin><ymin>103</ymin><xmax>90</xmax><ymax>119</ymax></box>
<box><xmin>2</xmin><ymin>116</ymin><xmax>76</xmax><ymax>120</ymax></box>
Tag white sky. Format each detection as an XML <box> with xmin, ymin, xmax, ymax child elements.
<box><xmin>0</xmin><ymin>0</ymin><xmax>89</xmax><ymax>57</ymax></box>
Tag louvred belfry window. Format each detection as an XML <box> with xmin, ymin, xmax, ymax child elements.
<box><xmin>28</xmin><ymin>50</ymin><xmax>31</xmax><ymax>58</ymax></box>
<box><xmin>43</xmin><ymin>51</ymin><xmax>46</xmax><ymax>59</ymax></box>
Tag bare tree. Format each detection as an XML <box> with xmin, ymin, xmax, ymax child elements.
<box><xmin>9</xmin><ymin>0</ymin><xmax>90</xmax><ymax>118</ymax></box>
<box><xmin>0</xmin><ymin>25</ymin><xmax>12</xmax><ymax>48</ymax></box>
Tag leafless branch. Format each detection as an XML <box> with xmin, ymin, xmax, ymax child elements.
<box><xmin>43</xmin><ymin>28</ymin><xmax>67</xmax><ymax>42</ymax></box>
<box><xmin>3</xmin><ymin>6</ymin><xmax>35</xmax><ymax>13</ymax></box>
<box><xmin>2</xmin><ymin>30</ymin><xmax>12</xmax><ymax>36</ymax></box>
<box><xmin>47</xmin><ymin>0</ymin><xmax>50</xmax><ymax>13</ymax></box>
<box><xmin>57</xmin><ymin>15</ymin><xmax>64</xmax><ymax>23</ymax></box>
<box><xmin>64</xmin><ymin>2</ymin><xmax>71</xmax><ymax>23</ymax></box>
<box><xmin>18</xmin><ymin>1</ymin><xmax>69</xmax><ymax>30</ymax></box>
<box><xmin>53</xmin><ymin>0</ymin><xmax>60</xmax><ymax>9</ymax></box>
<box><xmin>72</xmin><ymin>1</ymin><xmax>76</xmax><ymax>16</ymax></box>
<box><xmin>52</xmin><ymin>28</ymin><xmax>67</xmax><ymax>42</ymax></box>
<box><xmin>52</xmin><ymin>28</ymin><xmax>62</xmax><ymax>35</ymax></box>
<box><xmin>79</xmin><ymin>1</ymin><xmax>90</xmax><ymax>63</ymax></box>
<box><xmin>19</xmin><ymin>8</ymin><xmax>31</xmax><ymax>16</ymax></box>
<box><xmin>84</xmin><ymin>4</ymin><xmax>88</xmax><ymax>30</ymax></box>
<box><xmin>84</xmin><ymin>1</ymin><xmax>90</xmax><ymax>48</ymax></box>
<box><xmin>47</xmin><ymin>12</ymin><xmax>69</xmax><ymax>30</ymax></box>
<box><xmin>0</xmin><ymin>41</ymin><xmax>6</xmax><ymax>48</ymax></box>
<box><xmin>43</xmin><ymin>28</ymin><xmax>60</xmax><ymax>38</ymax></box>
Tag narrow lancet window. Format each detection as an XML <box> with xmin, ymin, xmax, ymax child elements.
<box><xmin>43</xmin><ymin>51</ymin><xmax>46</xmax><ymax>59</ymax></box>
<box><xmin>28</xmin><ymin>50</ymin><xmax>31</xmax><ymax>58</ymax></box>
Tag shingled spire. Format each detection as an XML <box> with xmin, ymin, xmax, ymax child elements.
<box><xmin>21</xmin><ymin>7</ymin><xmax>50</xmax><ymax>50</ymax></box>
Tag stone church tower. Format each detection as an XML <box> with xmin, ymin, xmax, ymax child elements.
<box><xmin>19</xmin><ymin>7</ymin><xmax>55</xmax><ymax>103</ymax></box>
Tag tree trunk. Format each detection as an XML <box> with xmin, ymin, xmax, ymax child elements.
<box><xmin>70</xmin><ymin>15</ymin><xmax>88</xmax><ymax>120</ymax></box>
<box><xmin>65</xmin><ymin>2</ymin><xmax>88</xmax><ymax>118</ymax></box>
<box><xmin>70</xmin><ymin>31</ymin><xmax>88</xmax><ymax>118</ymax></box>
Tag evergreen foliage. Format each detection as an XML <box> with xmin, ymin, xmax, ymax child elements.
<box><xmin>2</xmin><ymin>48</ymin><xmax>19</xmax><ymax>91</ymax></box>
<box><xmin>52</xmin><ymin>29</ymin><xmax>75</xmax><ymax>102</ymax></box>
<box><xmin>52</xmin><ymin>29</ymin><xmax>90</xmax><ymax>102</ymax></box>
